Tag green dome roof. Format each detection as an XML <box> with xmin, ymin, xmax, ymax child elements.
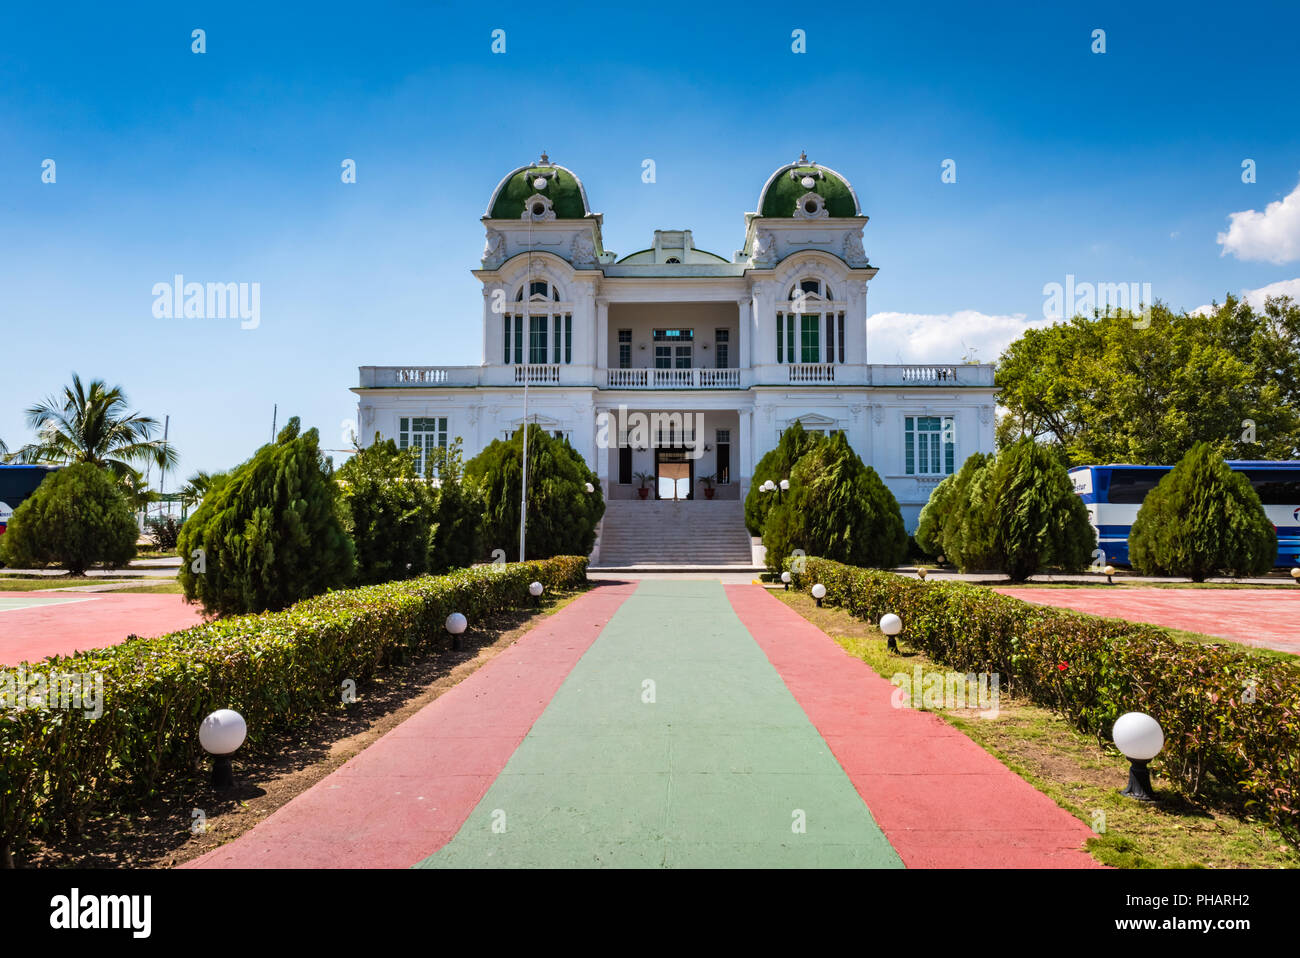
<box><xmin>487</xmin><ymin>157</ymin><xmax>591</xmax><ymax>219</ymax></box>
<box><xmin>757</xmin><ymin>158</ymin><xmax>861</xmax><ymax>218</ymax></box>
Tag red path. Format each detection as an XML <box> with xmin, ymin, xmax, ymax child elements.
<box><xmin>994</xmin><ymin>587</ymin><xmax>1300</xmax><ymax>655</ymax></box>
<box><xmin>186</xmin><ymin>582</ymin><xmax>636</xmax><ymax>869</ymax></box>
<box><xmin>726</xmin><ymin>585</ymin><xmax>1099</xmax><ymax>868</ymax></box>
<box><xmin>0</xmin><ymin>592</ymin><xmax>206</xmax><ymax>665</ymax></box>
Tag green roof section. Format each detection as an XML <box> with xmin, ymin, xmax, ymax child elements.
<box><xmin>488</xmin><ymin>163</ymin><xmax>590</xmax><ymax>220</ymax></box>
<box><xmin>759</xmin><ymin>162</ymin><xmax>860</xmax><ymax>218</ymax></box>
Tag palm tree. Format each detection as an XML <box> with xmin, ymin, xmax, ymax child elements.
<box><xmin>180</xmin><ymin>469</ymin><xmax>224</xmax><ymax>509</ymax></box>
<box><xmin>14</xmin><ymin>374</ymin><xmax>177</xmax><ymax>477</ymax></box>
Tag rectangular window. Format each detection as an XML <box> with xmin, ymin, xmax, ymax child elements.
<box><xmin>553</xmin><ymin>316</ymin><xmax>562</xmax><ymax>364</ymax></box>
<box><xmin>674</xmin><ymin>344</ymin><xmax>692</xmax><ymax>369</ymax></box>
<box><xmin>618</xmin><ymin>329</ymin><xmax>632</xmax><ymax>369</ymax></box>
<box><xmin>503</xmin><ymin>316</ymin><xmax>511</xmax><ymax>364</ymax></box>
<box><xmin>399</xmin><ymin>416</ymin><xmax>447</xmax><ymax>476</ymax></box>
<box><xmin>529</xmin><ymin>316</ymin><xmax>548</xmax><ymax>364</ymax></box>
<box><xmin>655</xmin><ymin>345</ymin><xmax>672</xmax><ymax>369</ymax></box>
<box><xmin>513</xmin><ymin>316</ymin><xmax>523</xmax><ymax>365</ymax></box>
<box><xmin>825</xmin><ymin>314</ymin><xmax>834</xmax><ymax>364</ymax></box>
<box><xmin>715</xmin><ymin>329</ymin><xmax>730</xmax><ymax>369</ymax></box>
<box><xmin>800</xmin><ymin>315</ymin><xmax>819</xmax><ymax>363</ymax></box>
<box><xmin>838</xmin><ymin>313</ymin><xmax>845</xmax><ymax>363</ymax></box>
<box><xmin>564</xmin><ymin>315</ymin><xmax>572</xmax><ymax>364</ymax></box>
<box><xmin>618</xmin><ymin>445</ymin><xmax>632</xmax><ymax>484</ymax></box>
<box><xmin>787</xmin><ymin>315</ymin><xmax>796</xmax><ymax>363</ymax></box>
<box><xmin>905</xmin><ymin>416</ymin><xmax>954</xmax><ymax>476</ymax></box>
<box><xmin>776</xmin><ymin>314</ymin><xmax>784</xmax><ymax>364</ymax></box>
<box><xmin>715</xmin><ymin>428</ymin><xmax>731</xmax><ymax>484</ymax></box>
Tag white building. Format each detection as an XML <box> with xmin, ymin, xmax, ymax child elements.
<box><xmin>354</xmin><ymin>153</ymin><xmax>996</xmax><ymax>566</ymax></box>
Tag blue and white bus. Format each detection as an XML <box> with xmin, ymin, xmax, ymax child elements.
<box><xmin>0</xmin><ymin>465</ymin><xmax>60</xmax><ymax>535</ymax></box>
<box><xmin>1069</xmin><ymin>461</ymin><xmax>1300</xmax><ymax>567</ymax></box>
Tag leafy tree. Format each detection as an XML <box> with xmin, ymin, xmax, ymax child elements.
<box><xmin>0</xmin><ymin>463</ymin><xmax>138</xmax><ymax>575</ymax></box>
<box><xmin>178</xmin><ymin>417</ymin><xmax>355</xmax><ymax>615</ymax></box>
<box><xmin>1129</xmin><ymin>442</ymin><xmax>1276</xmax><ymax>581</ymax></box>
<box><xmin>337</xmin><ymin>435</ymin><xmax>433</xmax><ymax>584</ymax></box>
<box><xmin>995</xmin><ymin>297</ymin><xmax>1300</xmax><ymax>464</ymax></box>
<box><xmin>427</xmin><ymin>438</ymin><xmax>485</xmax><ymax>572</ymax></box>
<box><xmin>988</xmin><ymin>439</ymin><xmax>1095</xmax><ymax>581</ymax></box>
<box><xmin>939</xmin><ymin>453</ymin><xmax>999</xmax><ymax>572</ymax></box>
<box><xmin>12</xmin><ymin>374</ymin><xmax>177</xmax><ymax>477</ymax></box>
<box><xmin>465</xmin><ymin>424</ymin><xmax>603</xmax><ymax>560</ymax></box>
<box><xmin>180</xmin><ymin>470</ymin><xmax>228</xmax><ymax>511</ymax></box>
<box><xmin>762</xmin><ymin>431</ymin><xmax>908</xmax><ymax>572</ymax></box>
<box><xmin>117</xmin><ymin>466</ymin><xmax>158</xmax><ymax>516</ymax></box>
<box><xmin>744</xmin><ymin>421</ymin><xmax>824</xmax><ymax>535</ymax></box>
<box><xmin>914</xmin><ymin>473</ymin><xmax>956</xmax><ymax>557</ymax></box>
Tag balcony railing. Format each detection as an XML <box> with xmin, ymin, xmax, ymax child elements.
<box><xmin>788</xmin><ymin>363</ymin><xmax>835</xmax><ymax>383</ymax></box>
<box><xmin>514</xmin><ymin>364</ymin><xmax>561</xmax><ymax>384</ymax></box>
<box><xmin>605</xmin><ymin>367</ymin><xmax>743</xmax><ymax>389</ymax></box>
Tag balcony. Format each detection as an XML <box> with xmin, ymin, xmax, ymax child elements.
<box><xmin>605</xmin><ymin>368</ymin><xmax>743</xmax><ymax>389</ymax></box>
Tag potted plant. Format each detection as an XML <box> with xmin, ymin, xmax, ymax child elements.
<box><xmin>633</xmin><ymin>471</ymin><xmax>654</xmax><ymax>500</ymax></box>
<box><xmin>697</xmin><ymin>474</ymin><xmax>718</xmax><ymax>500</ymax></box>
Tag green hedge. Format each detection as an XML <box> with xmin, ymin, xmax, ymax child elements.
<box><xmin>794</xmin><ymin>557</ymin><xmax>1300</xmax><ymax>838</ymax></box>
<box><xmin>0</xmin><ymin>556</ymin><xmax>588</xmax><ymax>864</ymax></box>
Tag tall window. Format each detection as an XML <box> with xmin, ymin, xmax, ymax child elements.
<box><xmin>905</xmin><ymin>416</ymin><xmax>955</xmax><ymax>476</ymax></box>
<box><xmin>778</xmin><ymin>279</ymin><xmax>842</xmax><ymax>364</ymax></box>
<box><xmin>714</xmin><ymin>329</ymin><xmax>729</xmax><ymax>369</ymax></box>
<box><xmin>715</xmin><ymin>428</ymin><xmax>731</xmax><ymax>484</ymax></box>
<box><xmin>506</xmin><ymin>280</ymin><xmax>571</xmax><ymax>366</ymax></box>
<box><xmin>399</xmin><ymin>417</ymin><xmax>447</xmax><ymax>476</ymax></box>
<box><xmin>618</xmin><ymin>329</ymin><xmax>632</xmax><ymax>368</ymax></box>
<box><xmin>653</xmin><ymin>328</ymin><xmax>693</xmax><ymax>368</ymax></box>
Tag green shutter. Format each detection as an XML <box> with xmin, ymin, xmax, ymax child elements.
<box><xmin>904</xmin><ymin>417</ymin><xmax>914</xmax><ymax>475</ymax></box>
<box><xmin>776</xmin><ymin>314</ymin><xmax>784</xmax><ymax>363</ymax></box>
<box><xmin>565</xmin><ymin>314</ymin><xmax>572</xmax><ymax>364</ymax></box>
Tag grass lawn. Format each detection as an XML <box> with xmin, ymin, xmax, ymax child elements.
<box><xmin>774</xmin><ymin>589</ymin><xmax>1297</xmax><ymax>869</ymax></box>
<box><xmin>108</xmin><ymin>580</ymin><xmax>185</xmax><ymax>594</ymax></box>
<box><xmin>0</xmin><ymin>575</ymin><xmax>131</xmax><ymax>591</ymax></box>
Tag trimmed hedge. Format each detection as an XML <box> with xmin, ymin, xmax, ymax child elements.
<box><xmin>793</xmin><ymin>557</ymin><xmax>1300</xmax><ymax>838</ymax></box>
<box><xmin>0</xmin><ymin>556</ymin><xmax>588</xmax><ymax>865</ymax></box>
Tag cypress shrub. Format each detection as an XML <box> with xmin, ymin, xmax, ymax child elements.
<box><xmin>744</xmin><ymin>421</ymin><xmax>824</xmax><ymax>535</ymax></box>
<box><xmin>1129</xmin><ymin>442</ymin><xmax>1276</xmax><ymax>581</ymax></box>
<box><xmin>337</xmin><ymin>435</ymin><xmax>433</xmax><ymax>584</ymax></box>
<box><xmin>990</xmin><ymin>439</ymin><xmax>1095</xmax><ymax>582</ymax></box>
<box><xmin>914</xmin><ymin>473</ymin><xmax>956</xmax><ymax>557</ymax></box>
<box><xmin>177</xmin><ymin>418</ymin><xmax>355</xmax><ymax>615</ymax></box>
<box><xmin>762</xmin><ymin>431</ymin><xmax>908</xmax><ymax>572</ymax></box>
<box><xmin>465</xmin><ymin>425</ymin><xmax>603</xmax><ymax>560</ymax></box>
<box><xmin>939</xmin><ymin>452</ymin><xmax>999</xmax><ymax>572</ymax></box>
<box><xmin>427</xmin><ymin>439</ymin><xmax>485</xmax><ymax>573</ymax></box>
<box><xmin>0</xmin><ymin>463</ymin><xmax>137</xmax><ymax>575</ymax></box>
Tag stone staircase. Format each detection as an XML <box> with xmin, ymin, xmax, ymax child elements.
<box><xmin>592</xmin><ymin>498</ymin><xmax>757</xmax><ymax>568</ymax></box>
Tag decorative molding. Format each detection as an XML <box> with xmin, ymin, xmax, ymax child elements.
<box><xmin>792</xmin><ymin>191</ymin><xmax>830</xmax><ymax>219</ymax></box>
<box><xmin>481</xmin><ymin>229</ymin><xmax>505</xmax><ymax>267</ymax></box>
<box><xmin>571</xmin><ymin>233</ymin><xmax>597</xmax><ymax>267</ymax></box>
<box><xmin>979</xmin><ymin>404</ymin><xmax>994</xmax><ymax>425</ymax></box>
<box><xmin>520</xmin><ymin>193</ymin><xmax>556</xmax><ymax>221</ymax></box>
<box><xmin>843</xmin><ymin>229</ymin><xmax>867</xmax><ymax>264</ymax></box>
<box><xmin>752</xmin><ymin>228</ymin><xmax>777</xmax><ymax>265</ymax></box>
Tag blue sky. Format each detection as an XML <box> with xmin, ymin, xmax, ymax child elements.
<box><xmin>3</xmin><ymin>0</ymin><xmax>1299</xmax><ymax>478</ymax></box>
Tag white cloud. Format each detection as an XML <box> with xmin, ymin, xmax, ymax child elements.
<box><xmin>867</xmin><ymin>309</ymin><xmax>1046</xmax><ymax>365</ymax></box>
<box><xmin>1191</xmin><ymin>276</ymin><xmax>1300</xmax><ymax>315</ymax></box>
<box><xmin>1216</xmin><ymin>176</ymin><xmax>1300</xmax><ymax>264</ymax></box>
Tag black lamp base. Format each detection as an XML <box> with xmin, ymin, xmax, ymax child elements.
<box><xmin>211</xmin><ymin>754</ymin><xmax>235</xmax><ymax>789</ymax></box>
<box><xmin>1120</xmin><ymin>758</ymin><xmax>1158</xmax><ymax>802</ymax></box>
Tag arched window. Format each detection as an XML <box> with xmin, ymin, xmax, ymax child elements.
<box><xmin>775</xmin><ymin>277</ymin><xmax>845</xmax><ymax>365</ymax></box>
<box><xmin>504</xmin><ymin>279</ymin><xmax>571</xmax><ymax>366</ymax></box>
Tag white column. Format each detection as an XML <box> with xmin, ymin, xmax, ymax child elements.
<box><xmin>736</xmin><ymin>298</ymin><xmax>751</xmax><ymax>370</ymax></box>
<box><xmin>594</xmin><ymin>405</ymin><xmax>611</xmax><ymax>493</ymax></box>
<box><xmin>738</xmin><ymin>406</ymin><xmax>753</xmax><ymax>495</ymax></box>
<box><xmin>595</xmin><ymin>298</ymin><xmax>609</xmax><ymax>372</ymax></box>
<box><xmin>482</xmin><ymin>288</ymin><xmax>499</xmax><ymax>365</ymax></box>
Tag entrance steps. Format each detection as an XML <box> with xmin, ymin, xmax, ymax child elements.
<box><xmin>592</xmin><ymin>498</ymin><xmax>758</xmax><ymax>569</ymax></box>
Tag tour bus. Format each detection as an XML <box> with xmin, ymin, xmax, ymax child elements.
<box><xmin>1069</xmin><ymin>461</ymin><xmax>1300</xmax><ymax>566</ymax></box>
<box><xmin>0</xmin><ymin>465</ymin><xmax>60</xmax><ymax>535</ymax></box>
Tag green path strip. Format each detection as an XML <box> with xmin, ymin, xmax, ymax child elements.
<box><xmin>418</xmin><ymin>579</ymin><xmax>902</xmax><ymax>868</ymax></box>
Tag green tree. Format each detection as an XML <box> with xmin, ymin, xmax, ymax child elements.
<box><xmin>762</xmin><ymin>431</ymin><xmax>908</xmax><ymax>572</ymax></box>
<box><xmin>180</xmin><ymin>470</ymin><xmax>227</xmax><ymax>511</ymax></box>
<box><xmin>744</xmin><ymin>421</ymin><xmax>824</xmax><ymax>535</ymax></box>
<box><xmin>939</xmin><ymin>453</ymin><xmax>999</xmax><ymax>572</ymax></box>
<box><xmin>178</xmin><ymin>417</ymin><xmax>355</xmax><ymax>615</ymax></box>
<box><xmin>427</xmin><ymin>438</ymin><xmax>485</xmax><ymax>572</ymax></box>
<box><xmin>1129</xmin><ymin>442</ymin><xmax>1276</xmax><ymax>581</ymax></box>
<box><xmin>0</xmin><ymin>463</ymin><xmax>138</xmax><ymax>575</ymax></box>
<box><xmin>995</xmin><ymin>298</ymin><xmax>1300</xmax><ymax>464</ymax></box>
<box><xmin>465</xmin><ymin>425</ymin><xmax>603</xmax><ymax>560</ymax></box>
<box><xmin>988</xmin><ymin>439</ymin><xmax>1095</xmax><ymax>581</ymax></box>
<box><xmin>337</xmin><ymin>435</ymin><xmax>433</xmax><ymax>584</ymax></box>
<box><xmin>914</xmin><ymin>473</ymin><xmax>956</xmax><ymax>557</ymax></box>
<box><xmin>12</xmin><ymin>374</ymin><xmax>178</xmax><ymax>477</ymax></box>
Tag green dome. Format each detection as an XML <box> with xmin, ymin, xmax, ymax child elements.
<box><xmin>487</xmin><ymin>157</ymin><xmax>591</xmax><ymax>219</ymax></box>
<box><xmin>758</xmin><ymin>159</ymin><xmax>861</xmax><ymax>218</ymax></box>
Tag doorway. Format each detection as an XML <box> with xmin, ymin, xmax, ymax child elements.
<box><xmin>655</xmin><ymin>447</ymin><xmax>694</xmax><ymax>500</ymax></box>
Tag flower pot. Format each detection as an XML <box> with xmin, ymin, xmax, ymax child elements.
<box><xmin>638</xmin><ymin>487</ymin><xmax>649</xmax><ymax>500</ymax></box>
<box><xmin>703</xmin><ymin>487</ymin><xmax>715</xmax><ymax>500</ymax></box>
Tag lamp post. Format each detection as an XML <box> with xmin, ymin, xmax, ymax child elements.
<box><xmin>529</xmin><ymin>580</ymin><xmax>544</xmax><ymax>607</ymax></box>
<box><xmin>1104</xmin><ymin>564</ymin><xmax>1115</xmax><ymax>585</ymax></box>
<box><xmin>1113</xmin><ymin>711</ymin><xmax>1163</xmax><ymax>802</ymax></box>
<box><xmin>917</xmin><ymin>567</ymin><xmax>927</xmax><ymax>581</ymax></box>
<box><xmin>811</xmin><ymin>583</ymin><xmax>826</xmax><ymax>607</ymax></box>
<box><xmin>879</xmin><ymin>613</ymin><xmax>902</xmax><ymax>653</ymax></box>
<box><xmin>1291</xmin><ymin>567</ymin><xmax>1300</xmax><ymax>585</ymax></box>
<box><xmin>446</xmin><ymin>612</ymin><xmax>467</xmax><ymax>651</ymax></box>
<box><xmin>780</xmin><ymin>570</ymin><xmax>791</xmax><ymax>591</ymax></box>
<box><xmin>199</xmin><ymin>709</ymin><xmax>247</xmax><ymax>789</ymax></box>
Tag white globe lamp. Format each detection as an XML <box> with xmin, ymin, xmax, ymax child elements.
<box><xmin>780</xmin><ymin>570</ymin><xmax>791</xmax><ymax>591</ymax></box>
<box><xmin>446</xmin><ymin>611</ymin><xmax>467</xmax><ymax>651</ymax></box>
<box><xmin>811</xmin><ymin>582</ymin><xmax>827</xmax><ymax>606</ymax></box>
<box><xmin>879</xmin><ymin>612</ymin><xmax>903</xmax><ymax>652</ymax></box>
<box><xmin>199</xmin><ymin>709</ymin><xmax>247</xmax><ymax>788</ymax></box>
<box><xmin>1113</xmin><ymin>711</ymin><xmax>1164</xmax><ymax>801</ymax></box>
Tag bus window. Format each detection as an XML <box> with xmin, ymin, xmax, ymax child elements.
<box><xmin>1105</xmin><ymin>468</ymin><xmax>1169</xmax><ymax>503</ymax></box>
<box><xmin>1242</xmin><ymin>470</ymin><xmax>1300</xmax><ymax>504</ymax></box>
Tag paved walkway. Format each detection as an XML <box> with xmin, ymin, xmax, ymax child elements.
<box><xmin>995</xmin><ymin>587</ymin><xmax>1300</xmax><ymax>655</ymax></box>
<box><xmin>0</xmin><ymin>592</ymin><xmax>204</xmax><ymax>665</ymax></box>
<box><xmin>189</xmin><ymin>580</ymin><xmax>1096</xmax><ymax>869</ymax></box>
